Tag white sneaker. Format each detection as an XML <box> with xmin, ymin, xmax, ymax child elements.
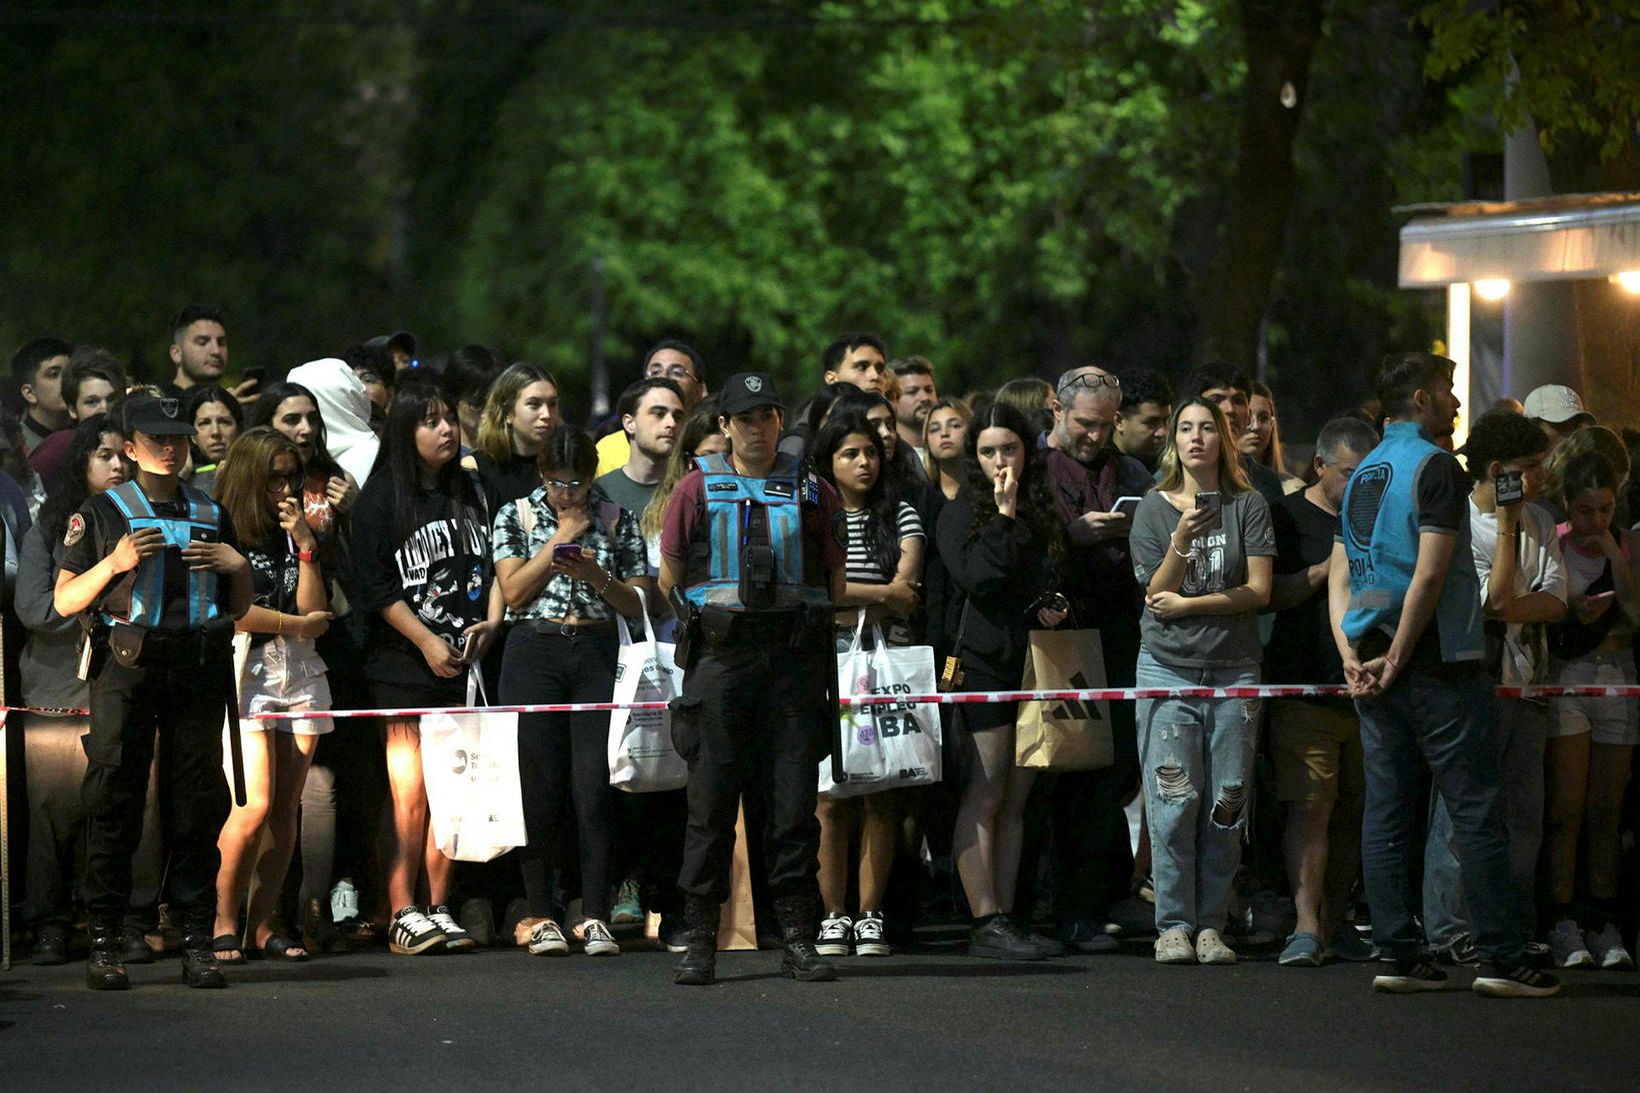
<box><xmin>389</xmin><ymin>906</ymin><xmax>447</xmax><ymax>955</ymax></box>
<box><xmin>1548</xmin><ymin>918</ymin><xmax>1595</xmax><ymax>969</ymax></box>
<box><xmin>1154</xmin><ymin>926</ymin><xmax>1196</xmax><ymax>964</ymax></box>
<box><xmin>330</xmin><ymin>880</ymin><xmax>359</xmax><ymax>924</ymax></box>
<box><xmin>527</xmin><ymin>918</ymin><xmax>569</xmax><ymax>957</ymax></box>
<box><xmin>1585</xmin><ymin>923</ymin><xmax>1634</xmax><ymax>970</ymax></box>
<box><xmin>853</xmin><ymin>912</ymin><xmax>889</xmax><ymax>957</ymax></box>
<box><xmin>582</xmin><ymin>919</ymin><xmax>620</xmax><ymax>957</ymax></box>
<box><xmin>1195</xmin><ymin>928</ymin><xmax>1237</xmax><ymax>965</ymax></box>
<box><xmin>816</xmin><ymin>913</ymin><xmax>852</xmax><ymax>957</ymax></box>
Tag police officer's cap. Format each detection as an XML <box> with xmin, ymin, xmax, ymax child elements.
<box><xmin>717</xmin><ymin>372</ymin><xmax>785</xmax><ymax>417</ymax></box>
<box><xmin>124</xmin><ymin>392</ymin><xmax>198</xmax><ymax>437</ymax></box>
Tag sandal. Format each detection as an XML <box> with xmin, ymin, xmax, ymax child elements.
<box><xmin>212</xmin><ymin>933</ymin><xmax>247</xmax><ymax>965</ymax></box>
<box><xmin>261</xmin><ymin>934</ymin><xmax>310</xmax><ymax>963</ymax></box>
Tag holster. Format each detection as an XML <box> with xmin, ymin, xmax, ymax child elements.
<box><xmin>671</xmin><ymin>587</ymin><xmax>704</xmax><ymax>671</ymax></box>
<box><xmin>107</xmin><ymin>622</ymin><xmax>148</xmax><ymax>669</ymax></box>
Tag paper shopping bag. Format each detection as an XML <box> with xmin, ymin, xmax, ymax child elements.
<box><xmin>1015</xmin><ymin>628</ymin><xmax>1114</xmax><ymax>771</ymax></box>
<box><xmin>718</xmin><ymin>800</ymin><xmax>758</xmax><ymax>951</ymax></box>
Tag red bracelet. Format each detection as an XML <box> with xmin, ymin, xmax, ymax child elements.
<box><xmin>297</xmin><ymin>548</ymin><xmax>315</xmax><ymax>563</ymax></box>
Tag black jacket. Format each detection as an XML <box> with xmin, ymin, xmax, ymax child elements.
<box><xmin>935</xmin><ymin>495</ymin><xmax>1054</xmax><ymax>687</ymax></box>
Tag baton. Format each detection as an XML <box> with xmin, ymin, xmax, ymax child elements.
<box><xmin>221</xmin><ymin>652</ymin><xmax>246</xmax><ymax>807</ymax></box>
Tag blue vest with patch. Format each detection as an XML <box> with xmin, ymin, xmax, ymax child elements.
<box><xmin>101</xmin><ymin>480</ymin><xmax>223</xmax><ymax>630</ymax></box>
<box><xmin>1340</xmin><ymin>420</ymin><xmax>1483</xmax><ymax>663</ymax></box>
<box><xmin>683</xmin><ymin>452</ymin><xmax>827</xmax><ymax>610</ymax></box>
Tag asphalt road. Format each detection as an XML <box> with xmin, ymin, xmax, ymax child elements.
<box><xmin>3</xmin><ymin>932</ymin><xmax>1637</xmax><ymax>1091</ymax></box>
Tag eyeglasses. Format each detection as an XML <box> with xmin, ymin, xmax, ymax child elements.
<box><xmin>1057</xmin><ymin>373</ymin><xmax>1121</xmax><ymax>398</ymax></box>
<box><xmin>546</xmin><ymin>478</ymin><xmax>585</xmax><ymax>491</ymax></box>
<box><xmin>646</xmin><ymin>364</ymin><xmax>696</xmax><ymax>382</ymax></box>
<box><xmin>266</xmin><ymin>473</ymin><xmax>305</xmax><ymax>492</ymax></box>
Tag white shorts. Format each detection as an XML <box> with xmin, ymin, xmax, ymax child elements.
<box><xmin>1550</xmin><ymin>648</ymin><xmax>1640</xmax><ymax>746</ymax></box>
<box><xmin>238</xmin><ymin>637</ymin><xmax>333</xmax><ymax>735</ymax></box>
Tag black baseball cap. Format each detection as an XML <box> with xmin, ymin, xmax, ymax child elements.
<box><xmin>124</xmin><ymin>392</ymin><xmax>197</xmax><ymax>437</ymax></box>
<box><xmin>365</xmin><ymin>331</ymin><xmax>418</xmax><ymax>356</ymax></box>
<box><xmin>717</xmin><ymin>372</ymin><xmax>785</xmax><ymax>416</ymax></box>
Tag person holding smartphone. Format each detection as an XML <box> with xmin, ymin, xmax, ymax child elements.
<box><xmin>493</xmin><ymin>425</ymin><xmax>647</xmax><ymax>958</ymax></box>
<box><xmin>1128</xmin><ymin>397</ymin><xmax>1274</xmax><ymax>965</ymax></box>
<box><xmin>1543</xmin><ymin>452</ymin><xmax>1640</xmax><ymax>970</ymax></box>
<box><xmin>1423</xmin><ymin>409</ymin><xmax>1563</xmax><ymax>965</ymax></box>
<box><xmin>348</xmin><ymin>380</ymin><xmax>504</xmax><ymax>956</ymax></box>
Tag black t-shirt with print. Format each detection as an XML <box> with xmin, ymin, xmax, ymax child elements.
<box><xmin>348</xmin><ymin>475</ymin><xmax>492</xmax><ymax>686</ymax></box>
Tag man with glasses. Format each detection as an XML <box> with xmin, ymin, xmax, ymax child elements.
<box><xmin>1266</xmin><ymin>417</ymin><xmax>1380</xmax><ymax>967</ymax></box>
<box><xmin>1038</xmin><ymin>365</ymin><xmax>1152</xmax><ymax>949</ymax></box>
<box><xmin>596</xmin><ymin>339</ymin><xmax>708</xmax><ymax>476</ymax></box>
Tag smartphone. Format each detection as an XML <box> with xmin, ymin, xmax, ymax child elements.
<box><xmin>1111</xmin><ymin>495</ymin><xmax>1143</xmax><ymax>519</ymax></box>
<box><xmin>552</xmin><ymin>543</ymin><xmax>584</xmax><ymax>564</ymax></box>
<box><xmin>1194</xmin><ymin>490</ymin><xmax>1222</xmax><ymax>530</ymax></box>
<box><xmin>1495</xmin><ymin>469</ymin><xmax>1525</xmax><ymax>506</ymax></box>
<box><xmin>240</xmin><ymin>366</ymin><xmax>266</xmax><ymax>392</ymax></box>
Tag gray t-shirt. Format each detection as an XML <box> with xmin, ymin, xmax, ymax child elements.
<box><xmin>1131</xmin><ymin>488</ymin><xmax>1275</xmax><ymax>668</ymax></box>
<box><xmin>595</xmin><ymin>468</ymin><xmax>657</xmax><ymax>519</ymax></box>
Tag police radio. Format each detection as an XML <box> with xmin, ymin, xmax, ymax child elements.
<box><xmin>739</xmin><ymin>499</ymin><xmax>778</xmax><ymax>609</ymax></box>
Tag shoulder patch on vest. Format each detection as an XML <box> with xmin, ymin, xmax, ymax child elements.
<box><xmin>64</xmin><ymin>513</ymin><xmax>85</xmax><ymax>547</ymax></box>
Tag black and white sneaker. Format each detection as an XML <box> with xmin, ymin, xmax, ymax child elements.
<box><xmin>816</xmin><ymin>913</ymin><xmax>852</xmax><ymax>957</ymax></box>
<box><xmin>1372</xmin><ymin>959</ymin><xmax>1448</xmax><ymax>993</ymax></box>
<box><xmin>853</xmin><ymin>912</ymin><xmax>890</xmax><ymax>957</ymax></box>
<box><xmin>427</xmin><ymin>905</ymin><xmax>476</xmax><ymax>953</ymax></box>
<box><xmin>389</xmin><ymin>907</ymin><xmax>448</xmax><ymax>955</ymax></box>
<box><xmin>1473</xmin><ymin>959</ymin><xmax>1560</xmax><ymax>998</ymax></box>
<box><xmin>582</xmin><ymin>919</ymin><xmax>621</xmax><ymax>957</ymax></box>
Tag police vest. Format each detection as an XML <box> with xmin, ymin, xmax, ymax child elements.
<box><xmin>101</xmin><ymin>480</ymin><xmax>224</xmax><ymax>630</ymax></box>
<box><xmin>682</xmin><ymin>452</ymin><xmax>829</xmax><ymax>611</ymax></box>
<box><xmin>1339</xmin><ymin>420</ymin><xmax>1483</xmax><ymax>662</ymax></box>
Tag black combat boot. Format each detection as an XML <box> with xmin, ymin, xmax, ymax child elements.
<box><xmin>673</xmin><ymin>896</ymin><xmax>720</xmax><ymax>986</ymax></box>
<box><xmin>180</xmin><ymin>905</ymin><xmax>227</xmax><ymax>989</ymax></box>
<box><xmin>86</xmin><ymin>916</ymin><xmax>130</xmax><ymax>991</ymax></box>
<box><xmin>774</xmin><ymin>895</ymin><xmax>838</xmax><ymax>983</ymax></box>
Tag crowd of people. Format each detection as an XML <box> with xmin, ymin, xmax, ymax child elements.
<box><xmin>3</xmin><ymin>309</ymin><xmax>1637</xmax><ymax>999</ymax></box>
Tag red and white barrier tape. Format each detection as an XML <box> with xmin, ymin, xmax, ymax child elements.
<box><xmin>5</xmin><ymin>682</ymin><xmax>1640</xmax><ymax>721</ymax></box>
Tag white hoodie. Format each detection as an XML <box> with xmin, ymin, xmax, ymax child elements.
<box><xmin>286</xmin><ymin>358</ymin><xmax>380</xmax><ymax>487</ymax></box>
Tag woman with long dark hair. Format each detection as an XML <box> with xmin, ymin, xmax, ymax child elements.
<box><xmin>809</xmin><ymin>412</ymin><xmax>925</xmax><ymax>957</ymax></box>
<box><xmin>935</xmin><ymin>402</ymin><xmax>1069</xmax><ymax>961</ymax></box>
<box><xmin>209</xmin><ymin>428</ymin><xmax>334</xmax><ymax>963</ymax></box>
<box><xmin>17</xmin><ymin>416</ymin><xmax>152</xmax><ymax>964</ymax></box>
<box><xmin>349</xmin><ymin>379</ymin><xmax>505</xmax><ymax>956</ymax></box>
<box><xmin>249</xmin><ymin>380</ymin><xmax>358</xmax><ymax>548</ymax></box>
<box><xmin>831</xmin><ymin>388</ymin><xmax>921</xmax><ymax>498</ymax></box>
<box><xmin>1129</xmin><ymin>397</ymin><xmax>1274</xmax><ymax>965</ymax></box>
<box><xmin>493</xmin><ymin>424</ymin><xmax>647</xmax><ymax>957</ymax></box>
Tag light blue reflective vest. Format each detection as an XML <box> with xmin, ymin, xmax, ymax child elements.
<box><xmin>682</xmin><ymin>452</ymin><xmax>828</xmax><ymax>611</ymax></box>
<box><xmin>100</xmin><ymin>480</ymin><xmax>223</xmax><ymax>630</ymax></box>
<box><xmin>1339</xmin><ymin>420</ymin><xmax>1483</xmax><ymax>663</ymax></box>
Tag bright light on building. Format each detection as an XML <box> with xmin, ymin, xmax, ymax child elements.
<box><xmin>1612</xmin><ymin>270</ymin><xmax>1640</xmax><ymax>294</ymax></box>
<box><xmin>1472</xmin><ymin>278</ymin><xmax>1511</xmax><ymax>301</ymax></box>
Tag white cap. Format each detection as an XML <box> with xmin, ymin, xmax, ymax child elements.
<box><xmin>1521</xmin><ymin>384</ymin><xmax>1591</xmax><ymax>425</ymax></box>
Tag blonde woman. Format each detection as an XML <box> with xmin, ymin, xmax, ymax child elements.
<box><xmin>921</xmin><ymin>398</ymin><xmax>972</xmax><ymax>503</ymax></box>
<box><xmin>1130</xmin><ymin>398</ymin><xmax>1275</xmax><ymax>965</ymax></box>
<box><xmin>462</xmin><ymin>362</ymin><xmax>562</xmax><ymax>515</ymax></box>
<box><xmin>1242</xmin><ymin>382</ymin><xmax>1304</xmax><ymax>494</ymax></box>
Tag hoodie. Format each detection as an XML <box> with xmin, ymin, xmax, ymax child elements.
<box><xmin>287</xmin><ymin>358</ymin><xmax>380</xmax><ymax>487</ymax></box>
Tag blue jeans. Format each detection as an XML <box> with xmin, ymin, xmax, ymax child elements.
<box><xmin>1135</xmin><ymin>649</ymin><xmax>1260</xmax><ymax>935</ymax></box>
<box><xmin>1356</xmin><ymin>668</ymin><xmax>1522</xmax><ymax>962</ymax></box>
<box><xmin>1423</xmin><ymin>697</ymin><xmax>1546</xmax><ymax>946</ymax></box>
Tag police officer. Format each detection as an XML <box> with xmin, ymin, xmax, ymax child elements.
<box><xmin>658</xmin><ymin>372</ymin><xmax>847</xmax><ymax>986</ymax></box>
<box><xmin>54</xmin><ymin>392</ymin><xmax>253</xmax><ymax>990</ymax></box>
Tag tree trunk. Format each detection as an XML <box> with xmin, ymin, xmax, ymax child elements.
<box><xmin>1196</xmin><ymin>0</ymin><xmax>1325</xmax><ymax>371</ymax></box>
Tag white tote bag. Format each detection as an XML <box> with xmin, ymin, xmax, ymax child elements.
<box><xmin>422</xmin><ymin>669</ymin><xmax>526</xmax><ymax>862</ymax></box>
<box><xmin>608</xmin><ymin>587</ymin><xmax>689</xmax><ymax>792</ymax></box>
<box><xmin>819</xmin><ymin>610</ymin><xmax>942</xmax><ymax>799</ymax></box>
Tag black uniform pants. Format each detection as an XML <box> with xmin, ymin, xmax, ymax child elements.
<box><xmin>673</xmin><ymin>636</ymin><xmax>829</xmax><ymax>904</ymax></box>
<box><xmin>82</xmin><ymin>639</ymin><xmax>232</xmax><ymax>920</ymax></box>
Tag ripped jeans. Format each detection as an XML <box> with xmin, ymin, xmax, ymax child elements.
<box><xmin>1135</xmin><ymin>649</ymin><xmax>1260</xmax><ymax>935</ymax></box>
